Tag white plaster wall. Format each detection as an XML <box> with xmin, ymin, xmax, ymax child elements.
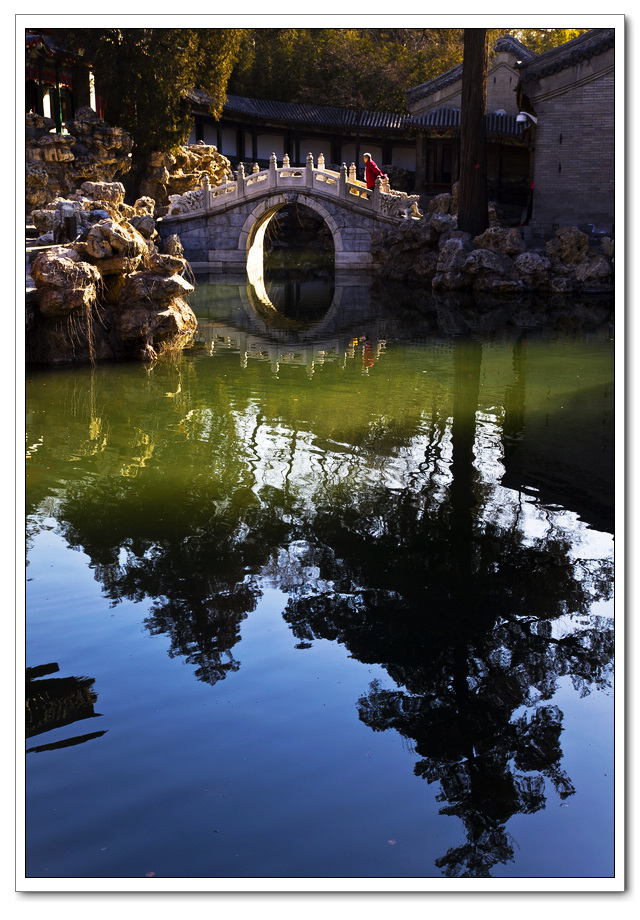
<box><xmin>391</xmin><ymin>147</ymin><xmax>416</xmax><ymax>170</ymax></box>
<box><xmin>299</xmin><ymin>137</ymin><xmax>333</xmax><ymax>163</ymax></box>
<box><xmin>256</xmin><ymin>134</ymin><xmax>285</xmax><ymax>160</ymax></box>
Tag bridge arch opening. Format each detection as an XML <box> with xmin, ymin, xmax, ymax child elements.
<box><xmin>245</xmin><ymin>201</ymin><xmax>337</xmax><ymax>329</ymax></box>
<box><xmin>264</xmin><ymin>201</ymin><xmax>335</xmax><ymax>271</ymax></box>
<box><xmin>242</xmin><ymin>194</ymin><xmax>344</xmax><ymax>291</ymax></box>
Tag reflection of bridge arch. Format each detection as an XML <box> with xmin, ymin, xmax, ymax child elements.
<box><xmin>238</xmin><ymin>278</ymin><xmax>344</xmax><ymax>340</ymax></box>
<box><xmin>242</xmin><ymin>193</ymin><xmax>343</xmax><ymax>288</ymax></box>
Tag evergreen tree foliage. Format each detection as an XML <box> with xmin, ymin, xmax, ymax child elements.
<box><xmin>56</xmin><ymin>25</ymin><xmax>590</xmax><ymax>190</ymax></box>
<box><xmin>228</xmin><ymin>28</ymin><xmax>466</xmax><ymax>113</ymax></box>
<box><xmin>63</xmin><ymin>28</ymin><xmax>243</xmax><ymax>171</ymax></box>
<box><xmin>510</xmin><ymin>28</ymin><xmax>588</xmax><ymax>53</ymax></box>
<box><xmin>227</xmin><ymin>28</ymin><xmax>588</xmax><ymax>113</ymax></box>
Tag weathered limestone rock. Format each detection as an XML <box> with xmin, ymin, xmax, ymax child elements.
<box><xmin>138</xmin><ymin>143</ymin><xmax>234</xmax><ymax>215</ymax></box>
<box><xmin>25</xmin><ymin>109</ymin><xmax>132</xmax><ymax>214</ymax></box>
<box><xmin>30</xmin><ymin>247</ymin><xmax>101</xmax><ymax>317</ymax></box>
<box><xmin>119</xmin><ymin>266</ymin><xmax>194</xmax><ymax>306</ymax></box>
<box><xmin>29</xmin><ymin>132</ymin><xmax>76</xmax><ymax>164</ymax></box>
<box><xmin>370</xmin><ymin>217</ymin><xmax>441</xmax><ymax>281</ymax></box>
<box><xmin>433</xmin><ymin>238</ymin><xmax>474</xmax><ymax>291</ymax></box>
<box><xmin>462</xmin><ymin>248</ymin><xmax>517</xmax><ymax>292</ymax></box>
<box><xmin>163</xmin><ymin>234</ymin><xmax>185</xmax><ymax>258</ymax></box>
<box><xmin>546</xmin><ymin>226</ymin><xmax>590</xmax><ymax>264</ymax></box>
<box><xmin>76</xmin><ymin>218</ymin><xmax>149</xmax><ymax>276</ymax></box>
<box><xmin>412</xmin><ymin>250</ymin><xmax>440</xmax><ymax>283</ymax></box>
<box><xmin>113</xmin><ymin>266</ymin><xmax>197</xmax><ymax>362</ymax></box>
<box><xmin>129</xmin><ymin>214</ymin><xmax>157</xmax><ymax>238</ymax></box>
<box><xmin>27</xmin><ymin>193</ymin><xmax>197</xmax><ymax>365</ymax></box>
<box><xmin>31</xmin><ymin>182</ymin><xmax>166</xmax><ymax>254</ymax></box>
<box><xmin>65</xmin><ymin>107</ymin><xmax>133</xmax><ymax>176</ymax></box>
<box><xmin>514</xmin><ymin>251</ymin><xmax>552</xmax><ymax>289</ymax></box>
<box><xmin>575</xmin><ymin>252</ymin><xmax>613</xmax><ymax>285</ymax></box>
<box><xmin>549</xmin><ymin>274</ymin><xmax>575</xmax><ymax>294</ymax></box>
<box><xmin>601</xmin><ymin>237</ymin><xmax>614</xmax><ymax>260</ymax></box>
<box><xmin>473</xmin><ymin>226</ymin><xmax>526</xmax><ymax>257</ymax></box>
<box><xmin>487</xmin><ymin>279</ymin><xmax>526</xmax><ymax>296</ymax></box>
<box><xmin>428</xmin><ymin>192</ymin><xmax>455</xmax><ymax>215</ymax></box>
<box><xmin>429</xmin><ymin>212</ymin><xmax>458</xmax><ymax>235</ymax></box>
<box><xmin>370</xmin><ymin>210</ymin><xmax>613</xmax><ymax>296</ymax></box>
<box><xmin>78</xmin><ymin>180</ymin><xmax>126</xmax><ymax>207</ymax></box>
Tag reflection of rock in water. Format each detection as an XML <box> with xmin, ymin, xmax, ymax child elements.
<box><xmin>26</xmin><ymin>663</ymin><xmax>106</xmax><ymax>753</ymax></box>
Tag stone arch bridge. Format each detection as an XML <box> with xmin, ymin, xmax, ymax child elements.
<box><xmin>156</xmin><ymin>152</ymin><xmax>422</xmax><ymax>281</ymax></box>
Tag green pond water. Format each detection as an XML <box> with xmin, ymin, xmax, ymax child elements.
<box><xmin>24</xmin><ymin>273</ymin><xmax>616</xmax><ymax>885</ymax></box>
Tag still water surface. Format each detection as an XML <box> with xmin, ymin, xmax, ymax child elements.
<box><xmin>25</xmin><ymin>274</ymin><xmax>615</xmax><ymax>882</ymax></box>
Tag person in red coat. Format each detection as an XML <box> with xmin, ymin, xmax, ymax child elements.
<box><xmin>363</xmin><ymin>152</ymin><xmax>384</xmax><ymax>190</ymax></box>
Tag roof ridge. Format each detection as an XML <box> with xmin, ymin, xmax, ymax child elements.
<box><xmin>192</xmin><ymin>94</ymin><xmax>524</xmax><ymax>139</ymax></box>
<box><xmin>518</xmin><ymin>28</ymin><xmax>615</xmax><ymax>80</ymax></box>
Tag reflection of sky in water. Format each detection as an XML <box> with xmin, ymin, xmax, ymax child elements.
<box><xmin>226</xmin><ymin>396</ymin><xmax>613</xmax><ymax>571</ymax></box>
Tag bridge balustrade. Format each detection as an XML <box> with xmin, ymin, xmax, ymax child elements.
<box><xmin>172</xmin><ymin>152</ymin><xmax>419</xmax><ymax>221</ymax></box>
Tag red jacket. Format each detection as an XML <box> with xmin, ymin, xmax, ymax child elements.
<box><xmin>364</xmin><ymin>158</ymin><xmax>384</xmax><ymax>189</ymax></box>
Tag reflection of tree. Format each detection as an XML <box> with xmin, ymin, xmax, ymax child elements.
<box><xmin>26</xmin><ymin>663</ymin><xmax>107</xmax><ymax>753</ymax></box>
<box><xmin>26</xmin><ymin>360</ymin><xmax>293</xmax><ymax>686</ymax></box>
<box><xmin>502</xmin><ymin>332</ymin><xmax>527</xmax><ymax>459</ymax></box>
<box><xmin>282</xmin><ymin>499</ymin><xmax>611</xmax><ymax>875</ymax></box>
<box><xmin>26</xmin><ymin>326</ymin><xmax>614</xmax><ymax>874</ymax></box>
<box><xmin>281</xmin><ymin>336</ymin><xmax>613</xmax><ymax>877</ymax></box>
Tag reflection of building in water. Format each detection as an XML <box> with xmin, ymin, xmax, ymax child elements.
<box><xmin>26</xmin><ymin>663</ymin><xmax>106</xmax><ymax>753</ymax></box>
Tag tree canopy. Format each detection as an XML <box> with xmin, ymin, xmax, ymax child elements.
<box><xmin>228</xmin><ymin>28</ymin><xmax>467</xmax><ymax>113</ymax></box>
<box><xmin>56</xmin><ymin>25</ymin><xmax>589</xmax><ymax>187</ymax></box>
<box><xmin>63</xmin><ymin>28</ymin><xmax>243</xmax><ymax>173</ymax></box>
<box><xmin>228</xmin><ymin>28</ymin><xmax>589</xmax><ymax>113</ymax></box>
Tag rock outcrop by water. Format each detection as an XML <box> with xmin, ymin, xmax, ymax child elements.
<box><xmin>138</xmin><ymin>142</ymin><xmax>234</xmax><ymax>216</ymax></box>
<box><xmin>27</xmin><ymin>182</ymin><xmax>196</xmax><ymax>365</ymax></box>
<box><xmin>26</xmin><ymin>110</ymin><xmax>233</xmax><ymax>218</ymax></box>
<box><xmin>26</xmin><ymin>108</ymin><xmax>133</xmax><ymax>213</ymax></box>
<box><xmin>370</xmin><ymin>192</ymin><xmax>614</xmax><ymax>295</ymax></box>
<box><xmin>25</xmin><ymin>116</ymin><xmax>238</xmax><ymax>366</ymax></box>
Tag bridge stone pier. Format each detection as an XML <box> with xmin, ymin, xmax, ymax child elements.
<box><xmin>156</xmin><ymin>152</ymin><xmax>422</xmax><ymax>280</ymax></box>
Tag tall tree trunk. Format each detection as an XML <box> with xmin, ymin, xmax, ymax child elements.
<box><xmin>458</xmin><ymin>29</ymin><xmax>488</xmax><ymax>237</ymax></box>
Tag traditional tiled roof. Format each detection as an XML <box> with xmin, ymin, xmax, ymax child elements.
<box><xmin>190</xmin><ymin>91</ymin><xmax>523</xmax><ymax>139</ymax></box>
<box><xmin>26</xmin><ymin>30</ymin><xmax>82</xmax><ymax>66</ymax></box>
<box><xmin>517</xmin><ymin>28</ymin><xmax>615</xmax><ymax>82</ymax></box>
<box><xmin>213</xmin><ymin>93</ymin><xmax>411</xmax><ymax>132</ymax></box>
<box><xmin>411</xmin><ymin>106</ymin><xmax>523</xmax><ymax>137</ymax></box>
<box><xmin>405</xmin><ymin>63</ymin><xmax>463</xmax><ymax>108</ymax></box>
<box><xmin>405</xmin><ymin>34</ymin><xmax>533</xmax><ymax>108</ymax></box>
<box><xmin>491</xmin><ymin>35</ymin><xmax>536</xmax><ymax>62</ymax></box>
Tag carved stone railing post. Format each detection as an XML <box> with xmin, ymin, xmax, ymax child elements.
<box><xmin>306</xmin><ymin>152</ymin><xmax>314</xmax><ymax>187</ymax></box>
<box><xmin>202</xmin><ymin>174</ymin><xmax>211</xmax><ymax>211</ymax></box>
<box><xmin>373</xmin><ymin>175</ymin><xmax>382</xmax><ymax>211</ymax></box>
<box><xmin>339</xmin><ymin>163</ymin><xmax>348</xmax><ymax>199</ymax></box>
<box><xmin>317</xmin><ymin>153</ymin><xmax>325</xmax><ymax>171</ymax></box>
<box><xmin>348</xmin><ymin>162</ymin><xmax>357</xmax><ymax>183</ymax></box>
<box><xmin>283</xmin><ymin>153</ymin><xmax>290</xmax><ymax>168</ymax></box>
<box><xmin>252</xmin><ymin>162</ymin><xmax>260</xmax><ymax>173</ymax></box>
<box><xmin>236</xmin><ymin>162</ymin><xmax>245</xmax><ymax>199</ymax></box>
<box><xmin>269</xmin><ymin>152</ymin><xmax>278</xmax><ymax>188</ymax></box>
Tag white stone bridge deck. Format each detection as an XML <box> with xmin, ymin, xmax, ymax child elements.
<box><xmin>157</xmin><ymin>152</ymin><xmax>422</xmax><ymax>278</ymax></box>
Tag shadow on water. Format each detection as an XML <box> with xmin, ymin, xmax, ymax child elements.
<box><xmin>26</xmin><ymin>664</ymin><xmax>107</xmax><ymax>753</ymax></box>
<box><xmin>25</xmin><ymin>273</ymin><xmax>615</xmax><ymax>876</ymax></box>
